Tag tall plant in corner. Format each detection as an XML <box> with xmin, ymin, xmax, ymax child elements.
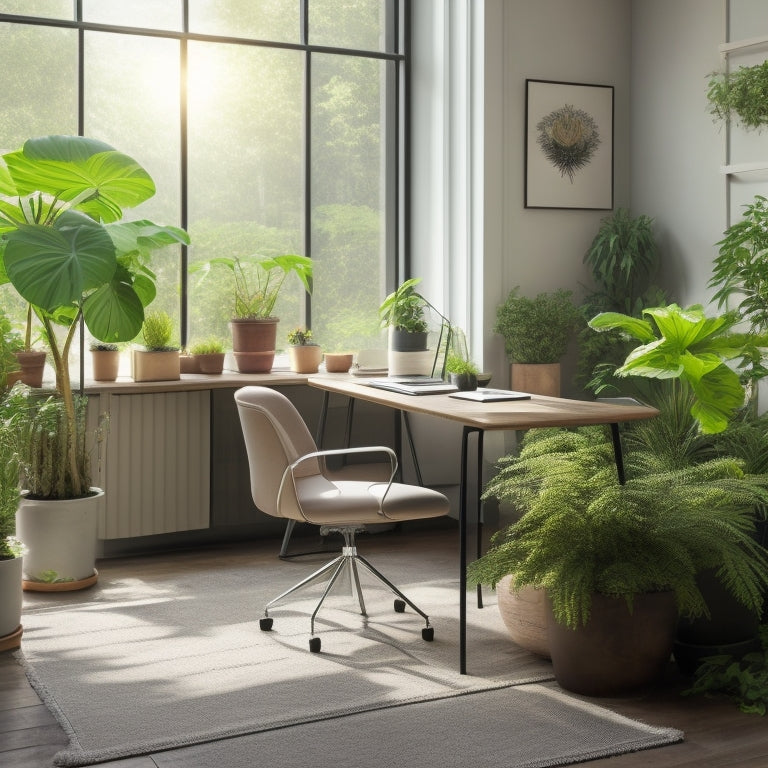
<box><xmin>0</xmin><ymin>135</ymin><xmax>189</xmax><ymax>499</ymax></box>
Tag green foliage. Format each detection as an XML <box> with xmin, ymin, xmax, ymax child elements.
<box><xmin>0</xmin><ymin>135</ymin><xmax>188</xmax><ymax>498</ymax></box>
<box><xmin>589</xmin><ymin>304</ymin><xmax>767</xmax><ymax>434</ymax></box>
<box><xmin>141</xmin><ymin>310</ymin><xmax>176</xmax><ymax>351</ymax></box>
<box><xmin>287</xmin><ymin>327</ymin><xmax>314</xmax><ymax>346</ymax></box>
<box><xmin>89</xmin><ymin>342</ymin><xmax>119</xmax><ymax>352</ymax></box>
<box><xmin>0</xmin><ymin>305</ymin><xmax>23</xmax><ymax>389</ymax></box>
<box><xmin>378</xmin><ymin>277</ymin><xmax>429</xmax><ymax>334</ymax></box>
<box><xmin>710</xmin><ymin>195</ymin><xmax>768</xmax><ymax>343</ymax></box>
<box><xmin>684</xmin><ymin>625</ymin><xmax>768</xmax><ymax>715</ymax></box>
<box><xmin>467</xmin><ymin>427</ymin><xmax>768</xmax><ymax>630</ymax></box>
<box><xmin>494</xmin><ymin>288</ymin><xmax>581</xmax><ymax>363</ymax></box>
<box><xmin>707</xmin><ymin>61</ymin><xmax>768</xmax><ymax>131</ymax></box>
<box><xmin>189</xmin><ymin>337</ymin><xmax>225</xmax><ymax>355</ymax></box>
<box><xmin>0</xmin><ymin>386</ymin><xmax>22</xmax><ymax>559</ymax></box>
<box><xmin>445</xmin><ymin>352</ymin><xmax>478</xmax><ymax>375</ymax></box>
<box><xmin>192</xmin><ymin>253</ymin><xmax>312</xmax><ymax>320</ymax></box>
<box><xmin>583</xmin><ymin>208</ymin><xmax>659</xmax><ymax>313</ymax></box>
<box><xmin>5</xmin><ymin>385</ymin><xmax>106</xmax><ymax>500</ymax></box>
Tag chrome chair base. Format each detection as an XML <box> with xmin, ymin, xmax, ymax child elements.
<box><xmin>259</xmin><ymin>526</ymin><xmax>434</xmax><ymax>653</ymax></box>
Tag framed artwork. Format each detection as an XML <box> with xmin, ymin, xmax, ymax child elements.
<box><xmin>525</xmin><ymin>79</ymin><xmax>614</xmax><ymax>210</ymax></box>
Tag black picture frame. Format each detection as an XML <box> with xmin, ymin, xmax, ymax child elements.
<box><xmin>525</xmin><ymin>79</ymin><xmax>614</xmax><ymax>210</ymax></box>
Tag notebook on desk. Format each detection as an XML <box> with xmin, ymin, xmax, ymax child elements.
<box><xmin>365</xmin><ymin>376</ymin><xmax>459</xmax><ymax>396</ymax></box>
<box><xmin>449</xmin><ymin>388</ymin><xmax>531</xmax><ymax>402</ymax></box>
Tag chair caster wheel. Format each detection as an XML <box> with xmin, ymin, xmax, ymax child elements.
<box><xmin>394</xmin><ymin>599</ymin><xmax>406</xmax><ymax>613</ymax></box>
<box><xmin>259</xmin><ymin>617</ymin><xmax>273</xmax><ymax>631</ymax></box>
<box><xmin>309</xmin><ymin>637</ymin><xmax>321</xmax><ymax>653</ymax></box>
<box><xmin>422</xmin><ymin>627</ymin><xmax>434</xmax><ymax>642</ymax></box>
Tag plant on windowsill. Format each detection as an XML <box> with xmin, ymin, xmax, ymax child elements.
<box><xmin>494</xmin><ymin>287</ymin><xmax>581</xmax><ymax>396</ymax></box>
<box><xmin>0</xmin><ymin>134</ymin><xmax>189</xmax><ymax>590</ymax></box>
<box><xmin>89</xmin><ymin>342</ymin><xmax>120</xmax><ymax>383</ymax></box>
<box><xmin>191</xmin><ymin>253</ymin><xmax>313</xmax><ymax>374</ymax></box>
<box><xmin>286</xmin><ymin>327</ymin><xmax>322</xmax><ymax>374</ymax></box>
<box><xmin>468</xmin><ymin>425</ymin><xmax>768</xmax><ymax>696</ymax></box>
<box><xmin>189</xmin><ymin>337</ymin><xmax>226</xmax><ymax>375</ymax></box>
<box><xmin>132</xmin><ymin>310</ymin><xmax>180</xmax><ymax>382</ymax></box>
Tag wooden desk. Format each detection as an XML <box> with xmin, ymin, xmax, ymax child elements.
<box><xmin>308</xmin><ymin>374</ymin><xmax>659</xmax><ymax>674</ymax></box>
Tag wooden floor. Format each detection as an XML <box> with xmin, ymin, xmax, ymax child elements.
<box><xmin>1</xmin><ymin>525</ymin><xmax>767</xmax><ymax>768</ymax></box>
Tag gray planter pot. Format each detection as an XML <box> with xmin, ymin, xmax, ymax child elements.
<box><xmin>0</xmin><ymin>556</ymin><xmax>22</xmax><ymax>639</ymax></box>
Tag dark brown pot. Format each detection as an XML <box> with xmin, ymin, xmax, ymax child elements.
<box><xmin>547</xmin><ymin>591</ymin><xmax>678</xmax><ymax>696</ymax></box>
<box><xmin>229</xmin><ymin>319</ymin><xmax>278</xmax><ymax>373</ymax></box>
<box><xmin>15</xmin><ymin>350</ymin><xmax>46</xmax><ymax>388</ymax></box>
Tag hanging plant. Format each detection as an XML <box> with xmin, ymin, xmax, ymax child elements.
<box><xmin>707</xmin><ymin>59</ymin><xmax>768</xmax><ymax>130</ymax></box>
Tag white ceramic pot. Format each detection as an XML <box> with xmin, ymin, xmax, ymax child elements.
<box><xmin>0</xmin><ymin>556</ymin><xmax>22</xmax><ymax>637</ymax></box>
<box><xmin>16</xmin><ymin>488</ymin><xmax>102</xmax><ymax>588</ymax></box>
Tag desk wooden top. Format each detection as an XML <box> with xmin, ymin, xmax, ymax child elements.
<box><xmin>308</xmin><ymin>375</ymin><xmax>659</xmax><ymax>431</ymax></box>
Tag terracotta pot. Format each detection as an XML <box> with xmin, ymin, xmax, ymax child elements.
<box><xmin>132</xmin><ymin>349</ymin><xmax>180</xmax><ymax>382</ymax></box>
<box><xmin>288</xmin><ymin>345</ymin><xmax>322</xmax><ymax>374</ymax></box>
<box><xmin>195</xmin><ymin>352</ymin><xmax>225</xmax><ymax>374</ymax></box>
<box><xmin>546</xmin><ymin>591</ymin><xmax>678</xmax><ymax>696</ymax></box>
<box><xmin>324</xmin><ymin>353</ymin><xmax>353</xmax><ymax>373</ymax></box>
<box><xmin>179</xmin><ymin>354</ymin><xmax>201</xmax><ymax>374</ymax></box>
<box><xmin>496</xmin><ymin>575</ymin><xmax>550</xmax><ymax>658</ymax></box>
<box><xmin>510</xmin><ymin>362</ymin><xmax>561</xmax><ymax>397</ymax></box>
<box><xmin>230</xmin><ymin>319</ymin><xmax>278</xmax><ymax>373</ymax></box>
<box><xmin>15</xmin><ymin>350</ymin><xmax>46</xmax><ymax>388</ymax></box>
<box><xmin>91</xmin><ymin>349</ymin><xmax>120</xmax><ymax>381</ymax></box>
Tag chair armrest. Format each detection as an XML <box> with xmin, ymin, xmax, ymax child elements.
<box><xmin>278</xmin><ymin>446</ymin><xmax>398</xmax><ymax>514</ymax></box>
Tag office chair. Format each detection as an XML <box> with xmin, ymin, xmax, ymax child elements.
<box><xmin>234</xmin><ymin>386</ymin><xmax>450</xmax><ymax>653</ymax></box>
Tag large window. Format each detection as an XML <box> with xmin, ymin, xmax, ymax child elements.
<box><xmin>0</xmin><ymin>1</ymin><xmax>406</xmax><ymax>358</ymax></box>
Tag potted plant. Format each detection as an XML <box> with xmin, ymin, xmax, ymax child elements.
<box><xmin>90</xmin><ymin>342</ymin><xmax>120</xmax><ymax>382</ymax></box>
<box><xmin>132</xmin><ymin>310</ymin><xmax>180</xmax><ymax>382</ymax></box>
<box><xmin>0</xmin><ymin>384</ymin><xmax>24</xmax><ymax>650</ymax></box>
<box><xmin>445</xmin><ymin>352</ymin><xmax>478</xmax><ymax>391</ymax></box>
<box><xmin>189</xmin><ymin>337</ymin><xmax>226</xmax><ymax>375</ymax></box>
<box><xmin>378</xmin><ymin>277</ymin><xmax>433</xmax><ymax>375</ymax></box>
<box><xmin>494</xmin><ymin>288</ymin><xmax>581</xmax><ymax>396</ymax></box>
<box><xmin>0</xmin><ymin>135</ymin><xmax>189</xmax><ymax>589</ymax></box>
<box><xmin>14</xmin><ymin>305</ymin><xmax>47</xmax><ymax>388</ymax></box>
<box><xmin>323</xmin><ymin>351</ymin><xmax>354</xmax><ymax>373</ymax></box>
<box><xmin>707</xmin><ymin>60</ymin><xmax>768</xmax><ymax>131</ymax></box>
<box><xmin>468</xmin><ymin>426</ymin><xmax>768</xmax><ymax>696</ymax></box>
<box><xmin>192</xmin><ymin>253</ymin><xmax>312</xmax><ymax>373</ymax></box>
<box><xmin>286</xmin><ymin>327</ymin><xmax>322</xmax><ymax>374</ymax></box>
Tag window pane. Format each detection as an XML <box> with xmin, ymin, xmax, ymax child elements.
<box><xmin>0</xmin><ymin>0</ymin><xmax>72</xmax><ymax>19</ymax></box>
<box><xmin>311</xmin><ymin>54</ymin><xmax>390</xmax><ymax>353</ymax></box>
<box><xmin>186</xmin><ymin>42</ymin><xmax>304</xmax><ymax>348</ymax></box>
<box><xmin>84</xmin><ymin>31</ymin><xmax>183</xmax><ymax>339</ymax></box>
<box><xmin>82</xmin><ymin>0</ymin><xmax>183</xmax><ymax>31</ymax></box>
<box><xmin>0</xmin><ymin>22</ymin><xmax>78</xmax><ymax>347</ymax></box>
<box><xmin>188</xmin><ymin>0</ymin><xmax>298</xmax><ymax>43</ymax></box>
<box><xmin>310</xmin><ymin>0</ymin><xmax>390</xmax><ymax>52</ymax></box>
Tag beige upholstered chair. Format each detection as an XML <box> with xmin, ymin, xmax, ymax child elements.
<box><xmin>234</xmin><ymin>386</ymin><xmax>450</xmax><ymax>653</ymax></box>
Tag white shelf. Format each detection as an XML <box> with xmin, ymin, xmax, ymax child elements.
<box><xmin>721</xmin><ymin>161</ymin><xmax>768</xmax><ymax>175</ymax></box>
<box><xmin>719</xmin><ymin>35</ymin><xmax>768</xmax><ymax>55</ymax></box>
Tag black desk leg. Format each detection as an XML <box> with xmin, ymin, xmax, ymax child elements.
<box><xmin>609</xmin><ymin>422</ymin><xmax>626</xmax><ymax>485</ymax></box>
<box><xmin>460</xmin><ymin>425</ymin><xmax>483</xmax><ymax>675</ymax></box>
<box><xmin>476</xmin><ymin>429</ymin><xmax>484</xmax><ymax>610</ymax></box>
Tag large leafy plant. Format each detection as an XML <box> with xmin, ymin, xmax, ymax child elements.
<box><xmin>589</xmin><ymin>304</ymin><xmax>766</xmax><ymax>434</ymax></box>
<box><xmin>467</xmin><ymin>427</ymin><xmax>768</xmax><ymax>630</ymax></box>
<box><xmin>0</xmin><ymin>135</ymin><xmax>189</xmax><ymax>498</ymax></box>
<box><xmin>378</xmin><ymin>277</ymin><xmax>429</xmax><ymax>334</ymax></box>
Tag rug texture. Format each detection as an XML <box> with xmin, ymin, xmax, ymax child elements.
<box><xmin>15</xmin><ymin>539</ymin><xmax>682</xmax><ymax>767</ymax></box>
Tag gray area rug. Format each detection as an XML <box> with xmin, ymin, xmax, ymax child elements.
<box><xmin>15</xmin><ymin>539</ymin><xmax>682</xmax><ymax>767</ymax></box>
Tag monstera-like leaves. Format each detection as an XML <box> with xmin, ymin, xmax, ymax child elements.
<box><xmin>0</xmin><ymin>135</ymin><xmax>189</xmax><ymax>498</ymax></box>
<box><xmin>589</xmin><ymin>304</ymin><xmax>766</xmax><ymax>434</ymax></box>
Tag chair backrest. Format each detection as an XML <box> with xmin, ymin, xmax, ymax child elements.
<box><xmin>234</xmin><ymin>387</ymin><xmax>323</xmax><ymax>519</ymax></box>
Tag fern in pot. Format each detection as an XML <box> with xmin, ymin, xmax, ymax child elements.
<box><xmin>468</xmin><ymin>426</ymin><xmax>768</xmax><ymax>696</ymax></box>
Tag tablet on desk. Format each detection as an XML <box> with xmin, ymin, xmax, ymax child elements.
<box><xmin>365</xmin><ymin>377</ymin><xmax>459</xmax><ymax>396</ymax></box>
<box><xmin>449</xmin><ymin>388</ymin><xmax>531</xmax><ymax>402</ymax></box>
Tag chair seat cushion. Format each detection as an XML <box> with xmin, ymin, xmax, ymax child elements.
<box><xmin>295</xmin><ymin>477</ymin><xmax>449</xmax><ymax>525</ymax></box>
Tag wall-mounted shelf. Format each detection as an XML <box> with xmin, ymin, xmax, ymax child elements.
<box><xmin>721</xmin><ymin>161</ymin><xmax>768</xmax><ymax>175</ymax></box>
<box><xmin>719</xmin><ymin>35</ymin><xmax>768</xmax><ymax>55</ymax></box>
